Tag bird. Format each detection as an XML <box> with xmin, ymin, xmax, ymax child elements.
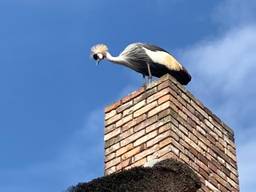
<box><xmin>90</xmin><ymin>43</ymin><xmax>191</xmax><ymax>85</ymax></box>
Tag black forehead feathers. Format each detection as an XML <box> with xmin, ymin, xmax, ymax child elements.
<box><xmin>93</xmin><ymin>54</ymin><xmax>99</xmax><ymax>60</ymax></box>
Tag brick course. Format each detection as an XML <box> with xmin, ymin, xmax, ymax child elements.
<box><xmin>104</xmin><ymin>74</ymin><xmax>239</xmax><ymax>191</ymax></box>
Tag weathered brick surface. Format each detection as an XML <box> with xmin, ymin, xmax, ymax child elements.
<box><xmin>104</xmin><ymin>74</ymin><xmax>239</xmax><ymax>191</ymax></box>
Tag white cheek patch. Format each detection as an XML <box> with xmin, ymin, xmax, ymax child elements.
<box><xmin>143</xmin><ymin>48</ymin><xmax>182</xmax><ymax>71</ymax></box>
<box><xmin>98</xmin><ymin>53</ymin><xmax>104</xmax><ymax>59</ymax></box>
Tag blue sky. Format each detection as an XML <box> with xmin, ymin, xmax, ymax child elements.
<box><xmin>0</xmin><ymin>0</ymin><xmax>255</xmax><ymax>191</ymax></box>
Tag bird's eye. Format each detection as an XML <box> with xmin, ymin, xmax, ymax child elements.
<box><xmin>93</xmin><ymin>54</ymin><xmax>99</xmax><ymax>60</ymax></box>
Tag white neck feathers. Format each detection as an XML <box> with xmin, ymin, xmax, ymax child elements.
<box><xmin>105</xmin><ymin>52</ymin><xmax>126</xmax><ymax>64</ymax></box>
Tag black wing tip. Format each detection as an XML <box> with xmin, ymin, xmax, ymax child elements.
<box><xmin>182</xmin><ymin>71</ymin><xmax>192</xmax><ymax>85</ymax></box>
<box><xmin>170</xmin><ymin>69</ymin><xmax>192</xmax><ymax>85</ymax></box>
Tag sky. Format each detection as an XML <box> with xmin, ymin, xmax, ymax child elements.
<box><xmin>0</xmin><ymin>0</ymin><xmax>255</xmax><ymax>191</ymax></box>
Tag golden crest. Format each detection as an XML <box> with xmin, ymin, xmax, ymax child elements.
<box><xmin>91</xmin><ymin>44</ymin><xmax>108</xmax><ymax>55</ymax></box>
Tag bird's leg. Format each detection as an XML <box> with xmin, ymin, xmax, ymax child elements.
<box><xmin>142</xmin><ymin>74</ymin><xmax>147</xmax><ymax>87</ymax></box>
<box><xmin>147</xmin><ymin>63</ymin><xmax>152</xmax><ymax>83</ymax></box>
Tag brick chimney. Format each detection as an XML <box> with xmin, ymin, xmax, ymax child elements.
<box><xmin>104</xmin><ymin>74</ymin><xmax>239</xmax><ymax>192</ymax></box>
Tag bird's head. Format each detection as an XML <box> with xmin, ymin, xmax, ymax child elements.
<box><xmin>91</xmin><ymin>44</ymin><xmax>108</xmax><ymax>65</ymax></box>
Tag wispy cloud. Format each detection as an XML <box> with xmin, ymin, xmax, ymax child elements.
<box><xmin>238</xmin><ymin>140</ymin><xmax>256</xmax><ymax>191</ymax></box>
<box><xmin>181</xmin><ymin>17</ymin><xmax>256</xmax><ymax>192</ymax></box>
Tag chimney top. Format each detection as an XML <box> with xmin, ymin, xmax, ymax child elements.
<box><xmin>104</xmin><ymin>74</ymin><xmax>239</xmax><ymax>191</ymax></box>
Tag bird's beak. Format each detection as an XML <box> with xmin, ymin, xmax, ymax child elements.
<box><xmin>96</xmin><ymin>59</ymin><xmax>101</xmax><ymax>66</ymax></box>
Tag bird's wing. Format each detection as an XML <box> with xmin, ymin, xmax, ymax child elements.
<box><xmin>120</xmin><ymin>43</ymin><xmax>167</xmax><ymax>57</ymax></box>
<box><xmin>120</xmin><ymin>43</ymin><xmax>140</xmax><ymax>56</ymax></box>
<box><xmin>140</xmin><ymin>43</ymin><xmax>168</xmax><ymax>53</ymax></box>
<box><xmin>140</xmin><ymin>44</ymin><xmax>183</xmax><ymax>71</ymax></box>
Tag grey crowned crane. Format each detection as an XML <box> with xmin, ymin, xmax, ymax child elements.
<box><xmin>91</xmin><ymin>43</ymin><xmax>191</xmax><ymax>85</ymax></box>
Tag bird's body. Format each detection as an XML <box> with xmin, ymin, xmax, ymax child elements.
<box><xmin>91</xmin><ymin>43</ymin><xmax>191</xmax><ymax>85</ymax></box>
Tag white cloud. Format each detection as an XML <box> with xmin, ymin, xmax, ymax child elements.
<box><xmin>237</xmin><ymin>140</ymin><xmax>256</xmax><ymax>191</ymax></box>
<box><xmin>181</xmin><ymin>24</ymin><xmax>256</xmax><ymax>192</ymax></box>
<box><xmin>2</xmin><ymin>0</ymin><xmax>255</xmax><ymax>191</ymax></box>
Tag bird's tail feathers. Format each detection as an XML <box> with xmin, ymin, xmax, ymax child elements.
<box><xmin>171</xmin><ymin>67</ymin><xmax>191</xmax><ymax>85</ymax></box>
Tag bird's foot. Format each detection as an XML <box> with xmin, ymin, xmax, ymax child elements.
<box><xmin>142</xmin><ymin>75</ymin><xmax>153</xmax><ymax>88</ymax></box>
<box><xmin>148</xmin><ymin>76</ymin><xmax>153</xmax><ymax>84</ymax></box>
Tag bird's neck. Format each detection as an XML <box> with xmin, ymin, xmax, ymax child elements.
<box><xmin>105</xmin><ymin>52</ymin><xmax>126</xmax><ymax>65</ymax></box>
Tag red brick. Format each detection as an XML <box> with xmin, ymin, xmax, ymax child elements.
<box><xmin>121</xmin><ymin>145</ymin><xmax>144</xmax><ymax>160</ymax></box>
<box><xmin>120</xmin><ymin>128</ymin><xmax>133</xmax><ymax>140</ymax></box>
<box><xmin>181</xmin><ymin>92</ymin><xmax>191</xmax><ymax>103</ymax></box>
<box><xmin>115</xmin><ymin>114</ymin><xmax>133</xmax><ymax>127</ymax></box>
<box><xmin>133</xmin><ymin>158</ymin><xmax>147</xmax><ymax>167</ymax></box>
<box><xmin>145</xmin><ymin>116</ymin><xmax>171</xmax><ymax>133</ymax></box>
<box><xmin>134</xmin><ymin>101</ymin><xmax>158</xmax><ymax>117</ymax></box>
<box><xmin>170</xmin><ymin>129</ymin><xmax>180</xmax><ymax>141</ymax></box>
<box><xmin>180</xmin><ymin>153</ymin><xmax>189</xmax><ymax>163</ymax></box>
<box><xmin>158</xmin><ymin>123</ymin><xmax>171</xmax><ymax>133</ymax></box>
<box><xmin>105</xmin><ymin>124</ymin><xmax>116</xmax><ymax>134</ymax></box>
<box><xmin>122</xmin><ymin>114</ymin><xmax>147</xmax><ymax>131</ymax></box>
<box><xmin>146</xmin><ymin>88</ymin><xmax>170</xmax><ymax>103</ymax></box>
<box><xmin>145</xmin><ymin>80</ymin><xmax>159</xmax><ymax>90</ymax></box>
<box><xmin>105</xmin><ymin>100</ymin><xmax>121</xmax><ymax>113</ymax></box>
<box><xmin>104</xmin><ymin>128</ymin><xmax>121</xmax><ymax>141</ymax></box>
<box><xmin>226</xmin><ymin>163</ymin><xmax>238</xmax><ymax>176</ymax></box>
<box><xmin>172</xmin><ymin>139</ymin><xmax>185</xmax><ymax>152</ymax></box>
<box><xmin>120</xmin><ymin>129</ymin><xmax>145</xmax><ymax>147</ymax></box>
<box><xmin>105</xmin><ymin>166</ymin><xmax>116</xmax><ymax>175</ymax></box>
<box><xmin>171</xmin><ymin>145</ymin><xmax>179</xmax><ymax>156</ymax></box>
<box><xmin>159</xmin><ymin>137</ymin><xmax>172</xmax><ymax>148</ymax></box>
<box><xmin>134</xmin><ymin>130</ymin><xmax>158</xmax><ymax>146</ymax></box>
<box><xmin>105</xmin><ymin>152</ymin><xmax>116</xmax><ymax>163</ymax></box>
<box><xmin>160</xmin><ymin>152</ymin><xmax>178</xmax><ymax>161</ymax></box>
<box><xmin>205</xmin><ymin>180</ymin><xmax>219</xmax><ymax>192</ymax></box>
<box><xmin>105</xmin><ymin>142</ymin><xmax>120</xmax><ymax>155</ymax></box>
<box><xmin>134</xmin><ymin>144</ymin><xmax>159</xmax><ymax>162</ymax></box>
<box><xmin>105</xmin><ymin>110</ymin><xmax>117</xmax><ymax>120</ymax></box>
<box><xmin>158</xmin><ymin>94</ymin><xmax>171</xmax><ymax>105</ymax></box>
<box><xmin>214</xmin><ymin>127</ymin><xmax>223</xmax><ymax>138</ymax></box>
<box><xmin>186</xmin><ymin>103</ymin><xmax>195</xmax><ymax>115</ymax></box>
<box><xmin>134</xmin><ymin>115</ymin><xmax>158</xmax><ymax>132</ymax></box>
<box><xmin>191</xmin><ymin>100</ymin><xmax>208</xmax><ymax>119</ymax></box>
<box><xmin>147</xmin><ymin>101</ymin><xmax>170</xmax><ymax>117</ymax></box>
<box><xmin>178</xmin><ymin>124</ymin><xmax>189</xmax><ymax>136</ymax></box>
<box><xmin>198</xmin><ymin>168</ymin><xmax>209</xmax><ymax>180</ymax></box>
<box><xmin>158</xmin><ymin>80</ymin><xmax>170</xmax><ymax>90</ymax></box>
<box><xmin>169</xmin><ymin>94</ymin><xmax>183</xmax><ymax>110</ymax></box>
<box><xmin>157</xmin><ymin>144</ymin><xmax>171</xmax><ymax>157</ymax></box>
<box><xmin>105</xmin><ymin>157</ymin><xmax>121</xmax><ymax>169</ymax></box>
<box><xmin>105</xmin><ymin>113</ymin><xmax>122</xmax><ymax>126</ymax></box>
<box><xmin>116</xmin><ymin>157</ymin><xmax>132</xmax><ymax>171</ymax></box>
<box><xmin>133</xmin><ymin>87</ymin><xmax>158</xmax><ymax>104</ymax></box>
<box><xmin>205</xmin><ymin>119</ymin><xmax>214</xmax><ymax>129</ymax></box>
<box><xmin>121</xmin><ymin>87</ymin><xmax>145</xmax><ymax>103</ymax></box>
<box><xmin>198</xmin><ymin>140</ymin><xmax>207</xmax><ymax>151</ymax></box>
<box><xmin>189</xmin><ymin>132</ymin><xmax>198</xmax><ymax>144</ymax></box>
<box><xmin>105</xmin><ymin>135</ymin><xmax>120</xmax><ymax>148</ymax></box>
<box><xmin>158</xmin><ymin>108</ymin><xmax>171</xmax><ymax>119</ymax></box>
<box><xmin>177</xmin><ymin>96</ymin><xmax>187</xmax><ymax>107</ymax></box>
<box><xmin>146</xmin><ymin>130</ymin><xmax>170</xmax><ymax>147</ymax></box>
<box><xmin>116</xmin><ymin>100</ymin><xmax>133</xmax><ymax>113</ymax></box>
<box><xmin>123</xmin><ymin>99</ymin><xmax>146</xmax><ymax>117</ymax></box>
<box><xmin>116</xmin><ymin>143</ymin><xmax>133</xmax><ymax>157</ymax></box>
<box><xmin>159</xmin><ymin>73</ymin><xmax>172</xmax><ymax>82</ymax></box>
